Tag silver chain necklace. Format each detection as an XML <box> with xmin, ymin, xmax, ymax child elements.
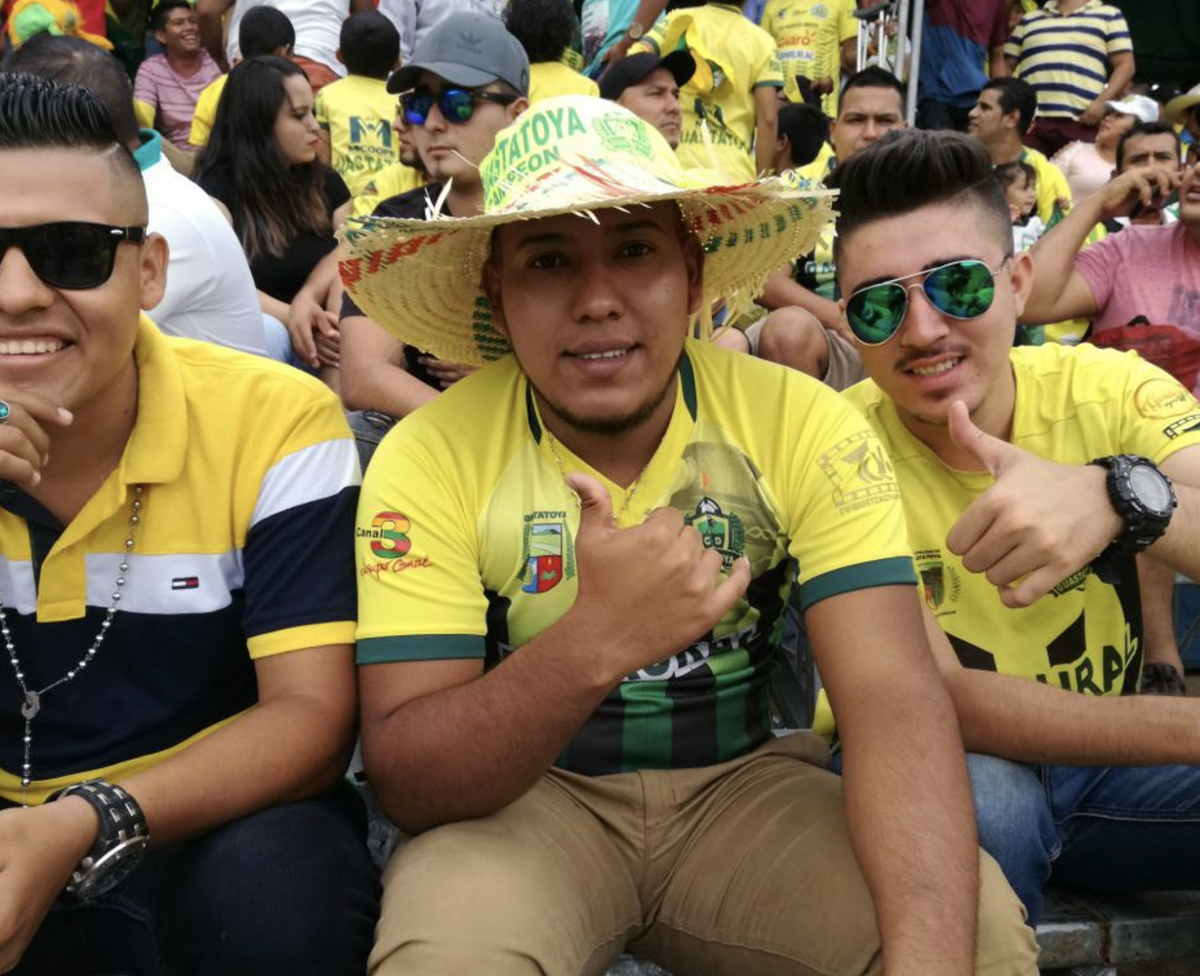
<box><xmin>543</xmin><ymin>430</ymin><xmax>647</xmax><ymax>522</ymax></box>
<box><xmin>1</xmin><ymin>485</ymin><xmax>144</xmax><ymax>805</ymax></box>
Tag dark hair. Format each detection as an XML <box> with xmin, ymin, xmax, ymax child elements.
<box><xmin>505</xmin><ymin>0</ymin><xmax>577</xmax><ymax>64</ymax></box>
<box><xmin>193</xmin><ymin>56</ymin><xmax>329</xmax><ymax>262</ymax></box>
<box><xmin>832</xmin><ymin>129</ymin><xmax>1012</xmax><ymax>259</ymax></box>
<box><xmin>0</xmin><ymin>71</ymin><xmax>141</xmax><ymax>186</ymax></box>
<box><xmin>150</xmin><ymin>0</ymin><xmax>194</xmax><ymax>36</ymax></box>
<box><xmin>2</xmin><ymin>33</ymin><xmax>140</xmax><ymax>145</ymax></box>
<box><xmin>1115</xmin><ymin>120</ymin><xmax>1181</xmax><ymax>170</ymax></box>
<box><xmin>981</xmin><ymin>77</ymin><xmax>1037</xmax><ymax>135</ymax></box>
<box><xmin>340</xmin><ymin>10</ymin><xmax>400</xmax><ymax>79</ymax></box>
<box><xmin>841</xmin><ymin>66</ymin><xmax>906</xmax><ymax>108</ymax></box>
<box><xmin>240</xmin><ymin>5</ymin><xmax>295</xmax><ymax>58</ymax></box>
<box><xmin>777</xmin><ymin>102</ymin><xmax>828</xmax><ymax>167</ymax></box>
<box><xmin>994</xmin><ymin>159</ymin><xmax>1037</xmax><ymax>191</ymax></box>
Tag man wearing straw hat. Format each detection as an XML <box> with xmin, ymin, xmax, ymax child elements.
<box><xmin>344</xmin><ymin>95</ymin><xmax>1038</xmax><ymax>975</ymax></box>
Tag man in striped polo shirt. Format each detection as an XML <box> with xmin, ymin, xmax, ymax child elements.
<box><xmin>0</xmin><ymin>74</ymin><xmax>378</xmax><ymax>973</ymax></box>
<box><xmin>1004</xmin><ymin>0</ymin><xmax>1134</xmax><ymax>157</ymax></box>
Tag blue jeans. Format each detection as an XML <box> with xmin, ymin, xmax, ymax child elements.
<box><xmin>967</xmin><ymin>753</ymin><xmax>1200</xmax><ymax>927</ymax></box>
<box><xmin>12</xmin><ymin>783</ymin><xmax>380</xmax><ymax>976</ymax></box>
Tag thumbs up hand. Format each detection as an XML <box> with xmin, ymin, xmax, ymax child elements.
<box><xmin>944</xmin><ymin>401</ymin><xmax>1123</xmax><ymax>608</ymax></box>
<box><xmin>566</xmin><ymin>472</ymin><xmax>752</xmax><ymax>684</ymax></box>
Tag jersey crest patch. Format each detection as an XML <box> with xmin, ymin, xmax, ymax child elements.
<box><xmin>520</xmin><ymin>511</ymin><xmax>575</xmax><ymax>593</ymax></box>
<box><xmin>684</xmin><ymin>497</ymin><xmax>745</xmax><ymax>569</ymax></box>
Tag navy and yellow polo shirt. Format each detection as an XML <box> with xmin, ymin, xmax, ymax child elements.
<box><xmin>357</xmin><ymin>339</ymin><xmax>915</xmax><ymax>775</ymax></box>
<box><xmin>0</xmin><ymin>318</ymin><xmax>360</xmax><ymax>804</ymax></box>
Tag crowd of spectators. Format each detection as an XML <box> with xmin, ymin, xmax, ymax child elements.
<box><xmin>1</xmin><ymin>0</ymin><xmax>1199</xmax><ymax>971</ymax></box>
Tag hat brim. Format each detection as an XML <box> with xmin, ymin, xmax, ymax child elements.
<box><xmin>388</xmin><ymin>61</ymin><xmax>500</xmax><ymax>94</ymax></box>
<box><xmin>339</xmin><ymin>177</ymin><xmax>835</xmax><ymax>366</ymax></box>
<box><xmin>1164</xmin><ymin>93</ymin><xmax>1200</xmax><ymax>126</ymax></box>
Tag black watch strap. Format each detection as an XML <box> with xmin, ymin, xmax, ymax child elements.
<box><xmin>50</xmin><ymin>779</ymin><xmax>149</xmax><ymax>901</ymax></box>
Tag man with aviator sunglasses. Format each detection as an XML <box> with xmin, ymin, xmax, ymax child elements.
<box><xmin>0</xmin><ymin>74</ymin><xmax>378</xmax><ymax>973</ymax></box>
<box><xmin>830</xmin><ymin>129</ymin><xmax>1200</xmax><ymax>927</ymax></box>
<box><xmin>339</xmin><ymin>12</ymin><xmax>529</xmax><ymax>457</ymax></box>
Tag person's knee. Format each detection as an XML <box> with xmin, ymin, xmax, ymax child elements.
<box><xmin>974</xmin><ymin>851</ymin><xmax>1040</xmax><ymax>976</ymax></box>
<box><xmin>968</xmin><ymin>754</ymin><xmax>1053</xmax><ymax>861</ymax></box>
<box><xmin>757</xmin><ymin>308</ymin><xmax>828</xmax><ymax>378</ymax></box>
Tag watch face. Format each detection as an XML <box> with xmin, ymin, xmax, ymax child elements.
<box><xmin>1130</xmin><ymin>463</ymin><xmax>1174</xmax><ymax>514</ymax></box>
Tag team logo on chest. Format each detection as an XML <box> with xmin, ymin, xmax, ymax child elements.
<box><xmin>684</xmin><ymin>497</ymin><xmax>745</xmax><ymax>569</ymax></box>
<box><xmin>520</xmin><ymin>511</ymin><xmax>576</xmax><ymax>593</ymax></box>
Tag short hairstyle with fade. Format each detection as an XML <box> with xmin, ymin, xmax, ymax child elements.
<box><xmin>0</xmin><ymin>71</ymin><xmax>142</xmax><ymax>189</ymax></box>
<box><xmin>777</xmin><ymin>102</ymin><xmax>828</xmax><ymax>168</ymax></box>
<box><xmin>832</xmin><ymin>129</ymin><xmax>1013</xmax><ymax>259</ymax></box>
<box><xmin>981</xmin><ymin>77</ymin><xmax>1037</xmax><ymax>135</ymax></box>
<box><xmin>240</xmin><ymin>5</ymin><xmax>295</xmax><ymax>59</ymax></box>
<box><xmin>1115</xmin><ymin>120</ymin><xmax>1181</xmax><ymax>170</ymax></box>
<box><xmin>339</xmin><ymin>10</ymin><xmax>400</xmax><ymax>80</ymax></box>
<box><xmin>150</xmin><ymin>0</ymin><xmax>194</xmax><ymax>35</ymax></box>
<box><xmin>2</xmin><ymin>33</ymin><xmax>140</xmax><ymax>146</ymax></box>
<box><xmin>840</xmin><ymin>66</ymin><xmax>905</xmax><ymax>109</ymax></box>
<box><xmin>505</xmin><ymin>0</ymin><xmax>577</xmax><ymax>65</ymax></box>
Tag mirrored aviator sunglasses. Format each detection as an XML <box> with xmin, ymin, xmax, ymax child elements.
<box><xmin>400</xmin><ymin>87</ymin><xmax>516</xmax><ymax>126</ymax></box>
<box><xmin>844</xmin><ymin>258</ymin><xmax>1010</xmax><ymax>346</ymax></box>
<box><xmin>0</xmin><ymin>222</ymin><xmax>146</xmax><ymax>290</ymax></box>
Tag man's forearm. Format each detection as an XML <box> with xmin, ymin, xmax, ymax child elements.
<box><xmin>1147</xmin><ymin>481</ymin><xmax>1200</xmax><ymax>584</ymax></box>
<box><xmin>362</xmin><ymin>617</ymin><xmax>619</xmax><ymax>833</ymax></box>
<box><xmin>339</xmin><ymin>315</ymin><xmax>438</xmax><ymax>416</ymax></box>
<box><xmin>759</xmin><ymin>271</ymin><xmax>842</xmax><ymax>329</ymax></box>
<box><xmin>1022</xmin><ymin>193</ymin><xmax>1105</xmax><ymax>323</ymax></box>
<box><xmin>840</xmin><ymin>678</ymin><xmax>978</xmax><ymax>976</ymax></box>
<box><xmin>196</xmin><ymin>0</ymin><xmax>229</xmax><ymax>69</ymax></box>
<box><xmin>948</xmin><ymin>666</ymin><xmax>1200</xmax><ymax>764</ymax></box>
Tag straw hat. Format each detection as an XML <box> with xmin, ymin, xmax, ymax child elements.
<box><xmin>1165</xmin><ymin>83</ymin><xmax>1200</xmax><ymax>126</ymax></box>
<box><xmin>338</xmin><ymin>96</ymin><xmax>835</xmax><ymax>366</ymax></box>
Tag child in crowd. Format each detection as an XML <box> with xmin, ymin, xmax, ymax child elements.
<box><xmin>315</xmin><ymin>10</ymin><xmax>401</xmax><ymax>197</ymax></box>
<box><xmin>996</xmin><ymin>159</ymin><xmax>1045</xmax><ymax>252</ymax></box>
<box><xmin>189</xmin><ymin>5</ymin><xmax>296</xmax><ymax>147</ymax></box>
<box><xmin>997</xmin><ymin>159</ymin><xmax>1047</xmax><ymax>345</ymax></box>
<box><xmin>506</xmin><ymin>0</ymin><xmax>598</xmax><ymax>103</ymax></box>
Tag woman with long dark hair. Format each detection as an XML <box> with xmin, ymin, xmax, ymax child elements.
<box><xmin>194</xmin><ymin>55</ymin><xmax>350</xmax><ymax>382</ymax></box>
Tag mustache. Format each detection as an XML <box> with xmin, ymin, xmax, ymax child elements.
<box><xmin>893</xmin><ymin>343</ymin><xmax>970</xmax><ymax>372</ymax></box>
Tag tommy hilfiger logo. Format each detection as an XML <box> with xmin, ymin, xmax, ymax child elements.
<box><xmin>171</xmin><ymin>577</ymin><xmax>200</xmax><ymax>590</ymax></box>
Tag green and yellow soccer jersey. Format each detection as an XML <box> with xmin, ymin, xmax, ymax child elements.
<box><xmin>315</xmin><ymin>75</ymin><xmax>398</xmax><ymax>198</ymax></box>
<box><xmin>639</xmin><ymin>4</ymin><xmax>783</xmax><ymax>181</ymax></box>
<box><xmin>846</xmin><ymin>343</ymin><xmax>1200</xmax><ymax>697</ymax></box>
<box><xmin>761</xmin><ymin>0</ymin><xmax>857</xmax><ymax>117</ymax></box>
<box><xmin>357</xmin><ymin>340</ymin><xmax>916</xmax><ymax>775</ymax></box>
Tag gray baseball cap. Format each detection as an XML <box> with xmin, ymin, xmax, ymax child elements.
<box><xmin>387</xmin><ymin>13</ymin><xmax>530</xmax><ymax>96</ymax></box>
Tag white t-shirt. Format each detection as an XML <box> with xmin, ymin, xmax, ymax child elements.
<box><xmin>143</xmin><ymin>156</ymin><xmax>268</xmax><ymax>356</ymax></box>
<box><xmin>377</xmin><ymin>0</ymin><xmax>503</xmax><ymax>63</ymax></box>
<box><xmin>226</xmin><ymin>0</ymin><xmax>346</xmax><ymax>75</ymax></box>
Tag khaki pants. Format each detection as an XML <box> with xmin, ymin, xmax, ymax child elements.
<box><xmin>371</xmin><ymin>734</ymin><xmax>1038</xmax><ymax>976</ymax></box>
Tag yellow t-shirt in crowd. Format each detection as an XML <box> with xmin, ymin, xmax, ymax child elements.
<box><xmin>357</xmin><ymin>340</ymin><xmax>916</xmax><ymax>774</ymax></box>
<box><xmin>529</xmin><ymin>60</ymin><xmax>601</xmax><ymax>104</ymax></box>
<box><xmin>188</xmin><ymin>73</ymin><xmax>227</xmax><ymax>147</ymax></box>
<box><xmin>760</xmin><ymin>0</ymin><xmax>856</xmax><ymax>117</ymax></box>
<box><xmin>639</xmin><ymin>4</ymin><xmax>783</xmax><ymax>181</ymax></box>
<box><xmin>810</xmin><ymin>344</ymin><xmax>1200</xmax><ymax>739</ymax></box>
<box><xmin>315</xmin><ymin>74</ymin><xmax>398</xmax><ymax>197</ymax></box>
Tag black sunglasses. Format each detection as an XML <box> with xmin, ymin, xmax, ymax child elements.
<box><xmin>844</xmin><ymin>257</ymin><xmax>1011</xmax><ymax>346</ymax></box>
<box><xmin>399</xmin><ymin>87</ymin><xmax>516</xmax><ymax>127</ymax></box>
<box><xmin>0</xmin><ymin>222</ymin><xmax>147</xmax><ymax>290</ymax></box>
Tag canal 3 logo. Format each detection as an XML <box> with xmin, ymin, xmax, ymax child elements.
<box><xmin>366</xmin><ymin>511</ymin><xmax>412</xmax><ymax>559</ymax></box>
<box><xmin>520</xmin><ymin>511</ymin><xmax>576</xmax><ymax>593</ymax></box>
<box><xmin>684</xmin><ymin>497</ymin><xmax>745</xmax><ymax>569</ymax></box>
